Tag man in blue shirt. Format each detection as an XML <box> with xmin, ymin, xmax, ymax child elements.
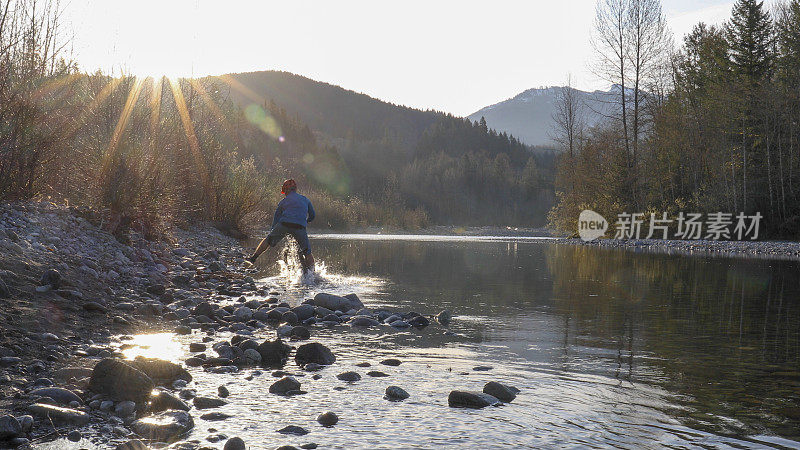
<box><xmin>247</xmin><ymin>179</ymin><xmax>316</xmax><ymax>273</ymax></box>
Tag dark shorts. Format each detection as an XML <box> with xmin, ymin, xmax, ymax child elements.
<box><xmin>267</xmin><ymin>222</ymin><xmax>311</xmax><ymax>255</ymax></box>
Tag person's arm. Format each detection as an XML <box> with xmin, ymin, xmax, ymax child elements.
<box><xmin>307</xmin><ymin>199</ymin><xmax>315</xmax><ymax>224</ymax></box>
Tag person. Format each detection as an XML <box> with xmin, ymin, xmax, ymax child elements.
<box><xmin>247</xmin><ymin>179</ymin><xmax>316</xmax><ymax>272</ymax></box>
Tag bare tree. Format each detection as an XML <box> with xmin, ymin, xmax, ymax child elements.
<box><xmin>551</xmin><ymin>74</ymin><xmax>586</xmax><ymax>159</ymax></box>
<box><xmin>593</xmin><ymin>0</ymin><xmax>630</xmax><ymax>157</ymax></box>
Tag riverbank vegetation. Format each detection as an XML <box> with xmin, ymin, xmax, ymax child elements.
<box><xmin>0</xmin><ymin>0</ymin><xmax>554</xmax><ymax>240</ymax></box>
<box><xmin>550</xmin><ymin>0</ymin><xmax>800</xmax><ymax>238</ymax></box>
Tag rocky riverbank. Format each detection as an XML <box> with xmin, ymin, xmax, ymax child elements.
<box><xmin>558</xmin><ymin>237</ymin><xmax>800</xmax><ymax>261</ymax></box>
<box><xmin>0</xmin><ymin>202</ymin><xmax>519</xmax><ymax>449</ymax></box>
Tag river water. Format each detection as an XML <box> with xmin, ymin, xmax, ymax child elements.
<box><xmin>49</xmin><ymin>235</ymin><xmax>800</xmax><ymax>449</ymax></box>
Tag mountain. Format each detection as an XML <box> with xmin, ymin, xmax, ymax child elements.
<box><xmin>218</xmin><ymin>71</ymin><xmax>440</xmax><ymax>147</ymax></box>
<box><xmin>468</xmin><ymin>86</ymin><xmax>615</xmax><ymax>147</ymax></box>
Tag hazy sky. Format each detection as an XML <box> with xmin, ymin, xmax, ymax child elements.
<box><xmin>62</xmin><ymin>0</ymin><xmax>736</xmax><ymax>116</ymax></box>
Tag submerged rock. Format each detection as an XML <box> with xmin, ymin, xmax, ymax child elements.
<box><xmin>256</xmin><ymin>338</ymin><xmax>292</xmax><ymax>366</ymax></box>
<box><xmin>336</xmin><ymin>371</ymin><xmax>361</xmax><ymax>382</ymax></box>
<box><xmin>436</xmin><ymin>310</ymin><xmax>452</xmax><ymax>326</ymax></box>
<box><xmin>131</xmin><ymin>410</ymin><xmax>194</xmax><ymax>442</ymax></box>
<box><xmin>447</xmin><ymin>391</ymin><xmax>501</xmax><ymax>409</ymax></box>
<box><xmin>224</xmin><ymin>437</ymin><xmax>246</xmax><ymax>450</ymax></box>
<box><xmin>277</xmin><ymin>425</ymin><xmax>309</xmax><ymax>436</ymax></box>
<box><xmin>349</xmin><ymin>316</ymin><xmax>380</xmax><ymax>327</ymax></box>
<box><xmin>385</xmin><ymin>386</ymin><xmax>410</xmax><ymax>401</ymax></box>
<box><xmin>295</xmin><ymin>343</ymin><xmax>335</xmax><ymax>366</ymax></box>
<box><xmin>193</xmin><ymin>396</ymin><xmax>227</xmax><ymax>409</ymax></box>
<box><xmin>482</xmin><ymin>381</ymin><xmax>518</xmax><ymax>403</ymax></box>
<box><xmin>380</xmin><ymin>358</ymin><xmax>401</xmax><ymax>366</ymax></box>
<box><xmin>316</xmin><ymin>411</ymin><xmax>338</xmax><ymax>427</ymax></box>
<box><xmin>269</xmin><ymin>376</ymin><xmax>301</xmax><ymax>395</ymax></box>
<box><xmin>89</xmin><ymin>359</ymin><xmax>154</xmax><ymax>403</ymax></box>
<box><xmin>367</xmin><ymin>371</ymin><xmax>389</xmax><ymax>377</ymax></box>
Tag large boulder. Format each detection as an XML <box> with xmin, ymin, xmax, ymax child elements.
<box><xmin>295</xmin><ymin>343</ymin><xmax>335</xmax><ymax>367</ymax></box>
<box><xmin>89</xmin><ymin>359</ymin><xmax>154</xmax><ymax>403</ymax></box>
<box><xmin>447</xmin><ymin>391</ymin><xmax>500</xmax><ymax>409</ymax></box>
<box><xmin>256</xmin><ymin>338</ymin><xmax>291</xmax><ymax>366</ymax></box>
<box><xmin>131</xmin><ymin>410</ymin><xmax>194</xmax><ymax>443</ymax></box>
<box><xmin>310</xmin><ymin>293</ymin><xmax>364</xmax><ymax>312</ymax></box>
<box><xmin>131</xmin><ymin>356</ymin><xmax>192</xmax><ymax>383</ymax></box>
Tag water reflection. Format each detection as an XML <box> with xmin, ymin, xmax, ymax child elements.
<box><xmin>119</xmin><ymin>333</ymin><xmax>184</xmax><ymax>362</ymax></box>
<box><xmin>305</xmin><ymin>237</ymin><xmax>800</xmax><ymax>443</ymax></box>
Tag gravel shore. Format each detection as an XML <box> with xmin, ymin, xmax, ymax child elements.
<box><xmin>557</xmin><ymin>237</ymin><xmax>800</xmax><ymax>261</ymax></box>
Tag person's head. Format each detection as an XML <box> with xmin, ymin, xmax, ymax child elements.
<box><xmin>281</xmin><ymin>179</ymin><xmax>297</xmax><ymax>195</ymax></box>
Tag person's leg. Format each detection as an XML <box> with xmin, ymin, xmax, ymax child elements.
<box><xmin>248</xmin><ymin>225</ymin><xmax>288</xmax><ymax>263</ymax></box>
<box><xmin>291</xmin><ymin>228</ymin><xmax>314</xmax><ymax>272</ymax></box>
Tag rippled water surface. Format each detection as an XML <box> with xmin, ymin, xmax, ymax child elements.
<box><xmin>64</xmin><ymin>236</ymin><xmax>800</xmax><ymax>449</ymax></box>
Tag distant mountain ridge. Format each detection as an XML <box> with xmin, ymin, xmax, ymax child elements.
<box><xmin>468</xmin><ymin>86</ymin><xmax>615</xmax><ymax>147</ymax></box>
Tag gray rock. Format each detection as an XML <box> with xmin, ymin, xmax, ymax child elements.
<box><xmin>316</xmin><ymin>411</ymin><xmax>338</xmax><ymax>427</ymax></box>
<box><xmin>29</xmin><ymin>387</ymin><xmax>82</xmax><ymax>405</ymax></box>
<box><xmin>243</xmin><ymin>348</ymin><xmax>262</xmax><ymax>365</ymax></box>
<box><xmin>67</xmin><ymin>430</ymin><xmax>82</xmax><ymax>442</ymax></box>
<box><xmin>193</xmin><ymin>396</ymin><xmax>227</xmax><ymax>409</ymax></box>
<box><xmin>150</xmin><ymin>390</ymin><xmax>190</xmax><ymax>412</ymax></box>
<box><xmin>269</xmin><ymin>376</ymin><xmax>301</xmax><ymax>395</ymax></box>
<box><xmin>310</xmin><ymin>293</ymin><xmax>363</xmax><ymax>312</ymax></box>
<box><xmin>189</xmin><ymin>343</ymin><xmax>207</xmax><ymax>352</ymax></box>
<box><xmin>350</xmin><ymin>316</ymin><xmax>380</xmax><ymax>327</ymax></box>
<box><xmin>224</xmin><ymin>437</ymin><xmax>245</xmax><ymax>450</ymax></box>
<box><xmin>17</xmin><ymin>415</ymin><xmax>32</xmax><ymax>433</ymax></box>
<box><xmin>447</xmin><ymin>390</ymin><xmax>501</xmax><ymax>409</ymax></box>
<box><xmin>385</xmin><ymin>386</ymin><xmax>410</xmax><ymax>401</ymax></box>
<box><xmin>218</xmin><ymin>385</ymin><xmax>230</xmax><ymax>398</ymax></box>
<box><xmin>389</xmin><ymin>320</ymin><xmax>411</xmax><ymax>329</ymax></box>
<box><xmin>116</xmin><ymin>440</ymin><xmax>149</xmax><ymax>450</ymax></box>
<box><xmin>295</xmin><ymin>343</ymin><xmax>335</xmax><ymax>366</ymax></box>
<box><xmin>27</xmin><ymin>403</ymin><xmax>90</xmax><ymax>425</ymax></box>
<box><xmin>0</xmin><ymin>356</ymin><xmax>21</xmax><ymax>367</ymax></box>
<box><xmin>277</xmin><ymin>425</ymin><xmax>309</xmax><ymax>435</ymax></box>
<box><xmin>408</xmin><ymin>315</ymin><xmax>430</xmax><ymax>328</ymax></box>
<box><xmin>380</xmin><ymin>358</ymin><xmax>401</xmax><ymax>366</ymax></box>
<box><xmin>436</xmin><ymin>309</ymin><xmax>452</xmax><ymax>326</ymax></box>
<box><xmin>114</xmin><ymin>400</ymin><xmax>137</xmax><ymax>417</ymax></box>
<box><xmin>483</xmin><ymin>381</ymin><xmax>518</xmax><ymax>402</ymax></box>
<box><xmin>200</xmin><ymin>412</ymin><xmax>232</xmax><ymax>421</ymax></box>
<box><xmin>234</xmin><ymin>306</ymin><xmax>253</xmax><ymax>322</ymax></box>
<box><xmin>290</xmin><ymin>326</ymin><xmax>310</xmax><ymax>340</ymax></box>
<box><xmin>100</xmin><ymin>400</ymin><xmax>114</xmax><ymax>412</ymax></box>
<box><xmin>39</xmin><ymin>269</ymin><xmax>61</xmax><ymax>289</ymax></box>
<box><xmin>130</xmin><ymin>356</ymin><xmax>192</xmax><ymax>383</ymax></box>
<box><xmin>83</xmin><ymin>301</ymin><xmax>107</xmax><ymax>313</ymax></box>
<box><xmin>292</xmin><ymin>304</ymin><xmax>316</xmax><ymax>321</ymax></box>
<box><xmin>89</xmin><ymin>359</ymin><xmax>154</xmax><ymax>403</ymax></box>
<box><xmin>336</xmin><ymin>371</ymin><xmax>361</xmax><ymax>382</ymax></box>
<box><xmin>367</xmin><ymin>371</ymin><xmax>389</xmax><ymax>377</ymax></box>
<box><xmin>256</xmin><ymin>338</ymin><xmax>291</xmax><ymax>366</ymax></box>
<box><xmin>0</xmin><ymin>415</ymin><xmax>21</xmax><ymax>439</ymax></box>
<box><xmin>131</xmin><ymin>410</ymin><xmax>194</xmax><ymax>442</ymax></box>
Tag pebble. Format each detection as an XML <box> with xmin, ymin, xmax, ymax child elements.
<box><xmin>67</xmin><ymin>430</ymin><xmax>82</xmax><ymax>442</ymax></box>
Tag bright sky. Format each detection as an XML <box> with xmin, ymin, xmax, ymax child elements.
<box><xmin>62</xmin><ymin>0</ymin><xmax>736</xmax><ymax>116</ymax></box>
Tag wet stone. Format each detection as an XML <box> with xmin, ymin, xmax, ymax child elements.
<box><xmin>367</xmin><ymin>371</ymin><xmax>389</xmax><ymax>377</ymax></box>
<box><xmin>193</xmin><ymin>396</ymin><xmax>227</xmax><ymax>409</ymax></box>
<box><xmin>316</xmin><ymin>411</ymin><xmax>338</xmax><ymax>427</ymax></box>
<box><xmin>336</xmin><ymin>371</ymin><xmax>361</xmax><ymax>382</ymax></box>
<box><xmin>380</xmin><ymin>358</ymin><xmax>402</xmax><ymax>366</ymax></box>
<box><xmin>269</xmin><ymin>376</ymin><xmax>301</xmax><ymax>395</ymax></box>
<box><xmin>277</xmin><ymin>425</ymin><xmax>309</xmax><ymax>436</ymax></box>
<box><xmin>482</xmin><ymin>381</ymin><xmax>518</xmax><ymax>403</ymax></box>
<box><xmin>447</xmin><ymin>390</ymin><xmax>501</xmax><ymax>409</ymax></box>
<box><xmin>224</xmin><ymin>436</ymin><xmax>246</xmax><ymax>450</ymax></box>
<box><xmin>385</xmin><ymin>386</ymin><xmax>410</xmax><ymax>401</ymax></box>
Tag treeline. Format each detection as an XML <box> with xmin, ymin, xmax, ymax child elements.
<box><xmin>550</xmin><ymin>0</ymin><xmax>800</xmax><ymax>238</ymax></box>
<box><xmin>0</xmin><ymin>0</ymin><xmax>553</xmax><ymax>240</ymax></box>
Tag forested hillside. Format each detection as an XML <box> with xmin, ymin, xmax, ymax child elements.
<box><xmin>549</xmin><ymin>0</ymin><xmax>800</xmax><ymax>238</ymax></box>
